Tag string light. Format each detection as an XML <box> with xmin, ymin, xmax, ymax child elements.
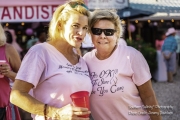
<box><xmin>5</xmin><ymin>23</ymin><xmax>9</xmax><ymax>26</ymax></box>
<box><xmin>121</xmin><ymin>20</ymin><xmax>126</xmax><ymax>24</ymax></box>
<box><xmin>18</xmin><ymin>31</ymin><xmax>21</xmax><ymax>34</ymax></box>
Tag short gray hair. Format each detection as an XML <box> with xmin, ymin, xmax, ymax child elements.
<box><xmin>89</xmin><ymin>9</ymin><xmax>124</xmax><ymax>39</ymax></box>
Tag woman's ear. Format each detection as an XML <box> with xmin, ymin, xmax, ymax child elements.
<box><xmin>57</xmin><ymin>22</ymin><xmax>62</xmax><ymax>31</ymax></box>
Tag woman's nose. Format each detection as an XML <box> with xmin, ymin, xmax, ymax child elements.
<box><xmin>99</xmin><ymin>31</ymin><xmax>106</xmax><ymax>38</ymax></box>
<box><xmin>77</xmin><ymin>28</ymin><xmax>86</xmax><ymax>36</ymax></box>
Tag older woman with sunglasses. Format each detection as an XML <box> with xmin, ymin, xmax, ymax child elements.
<box><xmin>83</xmin><ymin>10</ymin><xmax>162</xmax><ymax>120</ymax></box>
<box><xmin>10</xmin><ymin>0</ymin><xmax>92</xmax><ymax>120</ymax></box>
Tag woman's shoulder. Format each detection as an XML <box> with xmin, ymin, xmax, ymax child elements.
<box><xmin>5</xmin><ymin>43</ymin><xmax>20</xmax><ymax>62</ymax></box>
<box><xmin>118</xmin><ymin>45</ymin><xmax>138</xmax><ymax>53</ymax></box>
<box><xmin>117</xmin><ymin>45</ymin><xmax>143</xmax><ymax>59</ymax></box>
<box><xmin>83</xmin><ymin>49</ymin><xmax>96</xmax><ymax>60</ymax></box>
<box><xmin>5</xmin><ymin>43</ymin><xmax>13</xmax><ymax>48</ymax></box>
<box><xmin>5</xmin><ymin>43</ymin><xmax>18</xmax><ymax>53</ymax></box>
<box><xmin>28</xmin><ymin>42</ymin><xmax>48</xmax><ymax>53</ymax></box>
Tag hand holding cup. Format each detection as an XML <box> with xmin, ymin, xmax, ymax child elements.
<box><xmin>70</xmin><ymin>91</ymin><xmax>90</xmax><ymax>118</ymax></box>
<box><xmin>0</xmin><ymin>60</ymin><xmax>10</xmax><ymax>78</ymax></box>
<box><xmin>53</xmin><ymin>104</ymin><xmax>90</xmax><ymax>120</ymax></box>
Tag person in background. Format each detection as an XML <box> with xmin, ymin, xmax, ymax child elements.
<box><xmin>155</xmin><ymin>30</ymin><xmax>166</xmax><ymax>50</ymax></box>
<box><xmin>83</xmin><ymin>10</ymin><xmax>161</xmax><ymax>120</ymax></box>
<box><xmin>152</xmin><ymin>30</ymin><xmax>167</xmax><ymax>82</ymax></box>
<box><xmin>0</xmin><ymin>24</ymin><xmax>21</xmax><ymax>120</ymax></box>
<box><xmin>5</xmin><ymin>28</ymin><xmax>31</xmax><ymax>120</ymax></box>
<box><xmin>175</xmin><ymin>33</ymin><xmax>180</xmax><ymax>68</ymax></box>
<box><xmin>8</xmin><ymin>29</ymin><xmax>23</xmax><ymax>58</ymax></box>
<box><xmin>162</xmin><ymin>27</ymin><xmax>177</xmax><ymax>82</ymax></box>
<box><xmin>26</xmin><ymin>36</ymin><xmax>38</xmax><ymax>51</ymax></box>
<box><xmin>34</xmin><ymin>29</ymin><xmax>47</xmax><ymax>45</ymax></box>
<box><xmin>4</xmin><ymin>31</ymin><xmax>13</xmax><ymax>44</ymax></box>
<box><xmin>10</xmin><ymin>0</ymin><xmax>92</xmax><ymax>120</ymax></box>
<box><xmin>26</xmin><ymin>29</ymin><xmax>47</xmax><ymax>51</ymax></box>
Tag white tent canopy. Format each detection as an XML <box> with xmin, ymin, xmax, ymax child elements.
<box><xmin>129</xmin><ymin>0</ymin><xmax>180</xmax><ymax>20</ymax></box>
<box><xmin>129</xmin><ymin>0</ymin><xmax>180</xmax><ymax>13</ymax></box>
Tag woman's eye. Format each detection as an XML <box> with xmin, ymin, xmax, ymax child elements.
<box><xmin>72</xmin><ymin>25</ymin><xmax>78</xmax><ymax>28</ymax></box>
<box><xmin>83</xmin><ymin>27</ymin><xmax>88</xmax><ymax>30</ymax></box>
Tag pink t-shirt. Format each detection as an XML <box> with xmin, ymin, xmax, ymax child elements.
<box><xmin>83</xmin><ymin>45</ymin><xmax>151</xmax><ymax>120</ymax></box>
<box><xmin>16</xmin><ymin>42</ymin><xmax>92</xmax><ymax>120</ymax></box>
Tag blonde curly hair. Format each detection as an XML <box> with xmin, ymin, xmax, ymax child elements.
<box><xmin>48</xmin><ymin>0</ymin><xmax>90</xmax><ymax>41</ymax></box>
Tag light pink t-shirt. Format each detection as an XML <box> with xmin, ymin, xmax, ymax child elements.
<box><xmin>83</xmin><ymin>45</ymin><xmax>151</xmax><ymax>120</ymax></box>
<box><xmin>16</xmin><ymin>42</ymin><xmax>92</xmax><ymax>120</ymax></box>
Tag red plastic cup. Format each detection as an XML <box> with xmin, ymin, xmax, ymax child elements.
<box><xmin>0</xmin><ymin>60</ymin><xmax>6</xmax><ymax>78</ymax></box>
<box><xmin>70</xmin><ymin>91</ymin><xmax>90</xmax><ymax>118</ymax></box>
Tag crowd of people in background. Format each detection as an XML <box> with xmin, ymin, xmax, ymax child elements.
<box><xmin>154</xmin><ymin>27</ymin><xmax>180</xmax><ymax>83</ymax></box>
<box><xmin>162</xmin><ymin>27</ymin><xmax>178</xmax><ymax>82</ymax></box>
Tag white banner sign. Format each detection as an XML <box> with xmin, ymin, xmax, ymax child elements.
<box><xmin>88</xmin><ymin>0</ymin><xmax>128</xmax><ymax>9</ymax></box>
<box><xmin>0</xmin><ymin>6</ymin><xmax>58</xmax><ymax>22</ymax></box>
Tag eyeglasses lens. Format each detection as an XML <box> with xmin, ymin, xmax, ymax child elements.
<box><xmin>91</xmin><ymin>28</ymin><xmax>116</xmax><ymax>36</ymax></box>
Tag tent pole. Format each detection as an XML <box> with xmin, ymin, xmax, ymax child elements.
<box><xmin>127</xmin><ymin>0</ymin><xmax>132</xmax><ymax>41</ymax></box>
<box><xmin>127</xmin><ymin>19</ymin><xmax>132</xmax><ymax>41</ymax></box>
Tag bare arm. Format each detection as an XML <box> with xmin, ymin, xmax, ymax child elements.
<box><xmin>5</xmin><ymin>44</ymin><xmax>21</xmax><ymax>81</ymax></box>
<box><xmin>137</xmin><ymin>80</ymin><xmax>162</xmax><ymax>120</ymax></box>
<box><xmin>10</xmin><ymin>80</ymin><xmax>47</xmax><ymax>115</ymax></box>
<box><xmin>10</xmin><ymin>80</ymin><xmax>90</xmax><ymax>119</ymax></box>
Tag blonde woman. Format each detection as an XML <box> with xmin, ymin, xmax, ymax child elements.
<box><xmin>0</xmin><ymin>24</ymin><xmax>21</xmax><ymax>120</ymax></box>
<box><xmin>10</xmin><ymin>0</ymin><xmax>92</xmax><ymax>120</ymax></box>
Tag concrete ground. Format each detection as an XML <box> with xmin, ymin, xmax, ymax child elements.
<box><xmin>152</xmin><ymin>68</ymin><xmax>180</xmax><ymax>120</ymax></box>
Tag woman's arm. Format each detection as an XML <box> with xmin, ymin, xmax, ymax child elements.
<box><xmin>5</xmin><ymin>44</ymin><xmax>21</xmax><ymax>81</ymax></box>
<box><xmin>137</xmin><ymin>80</ymin><xmax>162</xmax><ymax>120</ymax></box>
<box><xmin>10</xmin><ymin>80</ymin><xmax>90</xmax><ymax>119</ymax></box>
<box><xmin>10</xmin><ymin>80</ymin><xmax>45</xmax><ymax>115</ymax></box>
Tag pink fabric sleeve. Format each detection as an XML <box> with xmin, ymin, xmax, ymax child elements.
<box><xmin>16</xmin><ymin>47</ymin><xmax>45</xmax><ymax>88</ymax></box>
<box><xmin>130</xmin><ymin>50</ymin><xmax>151</xmax><ymax>86</ymax></box>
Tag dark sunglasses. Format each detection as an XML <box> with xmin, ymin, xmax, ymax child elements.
<box><xmin>68</xmin><ymin>1</ymin><xmax>88</xmax><ymax>10</ymax></box>
<box><xmin>91</xmin><ymin>28</ymin><xmax>116</xmax><ymax>36</ymax></box>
